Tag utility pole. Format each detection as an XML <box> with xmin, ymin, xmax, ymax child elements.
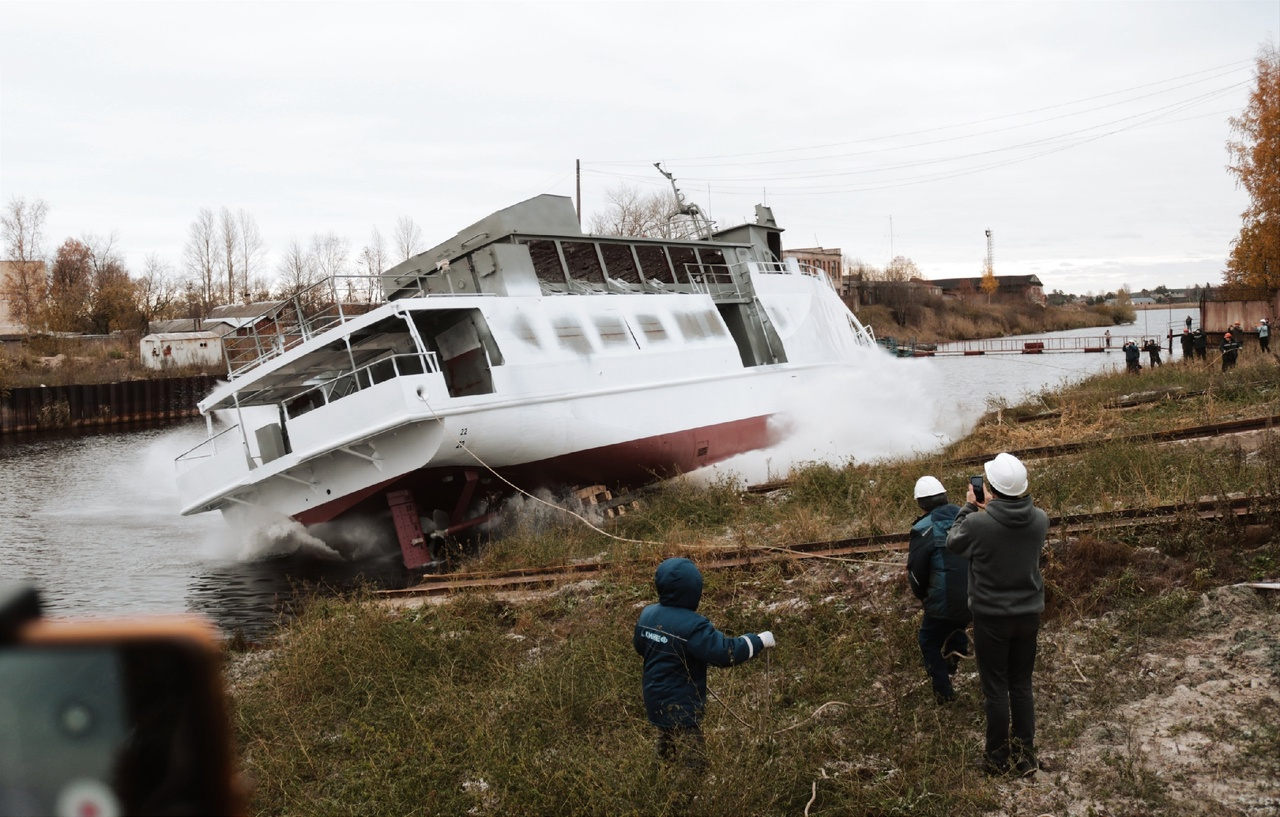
<box><xmin>985</xmin><ymin>228</ymin><xmax>994</xmax><ymax>276</ymax></box>
<box><xmin>575</xmin><ymin>159</ymin><xmax>581</xmax><ymax>229</ymax></box>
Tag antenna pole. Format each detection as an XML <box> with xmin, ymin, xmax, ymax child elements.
<box><xmin>576</xmin><ymin>159</ymin><xmax>581</xmax><ymax>228</ymax></box>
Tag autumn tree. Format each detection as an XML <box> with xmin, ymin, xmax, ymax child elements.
<box><xmin>80</xmin><ymin>232</ymin><xmax>139</xmax><ymax>333</ymax></box>
<box><xmin>46</xmin><ymin>238</ymin><xmax>94</xmax><ymax>332</ymax></box>
<box><xmin>1225</xmin><ymin>44</ymin><xmax>1280</xmax><ymax>292</ymax></box>
<box><xmin>980</xmin><ymin>262</ymin><xmax>999</xmax><ymax>303</ymax></box>
<box><xmin>1</xmin><ymin>195</ymin><xmax>50</xmax><ymax>331</ymax></box>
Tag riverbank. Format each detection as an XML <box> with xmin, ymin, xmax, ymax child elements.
<box><xmin>228</xmin><ymin>350</ymin><xmax>1280</xmax><ymax>816</ymax></box>
<box><xmin>855</xmin><ymin>300</ymin><xmax>1124</xmax><ymax>345</ymax></box>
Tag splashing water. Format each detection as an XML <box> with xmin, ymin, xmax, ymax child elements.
<box><xmin>692</xmin><ymin>348</ymin><xmax>965</xmax><ymax>486</ymax></box>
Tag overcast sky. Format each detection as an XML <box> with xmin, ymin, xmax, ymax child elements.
<box><xmin>1</xmin><ymin>1</ymin><xmax>1275</xmax><ymax>296</ymax></box>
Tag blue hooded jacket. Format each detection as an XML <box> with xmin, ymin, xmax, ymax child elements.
<box><xmin>633</xmin><ymin>558</ymin><xmax>765</xmax><ymax>728</ymax></box>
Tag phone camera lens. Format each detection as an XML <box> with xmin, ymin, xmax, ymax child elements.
<box><xmin>58</xmin><ymin>701</ymin><xmax>95</xmax><ymax>737</ymax></box>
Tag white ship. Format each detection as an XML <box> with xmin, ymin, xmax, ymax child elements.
<box><xmin>175</xmin><ymin>192</ymin><xmax>877</xmax><ymax>568</ymax></box>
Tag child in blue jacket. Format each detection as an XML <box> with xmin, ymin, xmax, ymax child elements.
<box><xmin>633</xmin><ymin>557</ymin><xmax>775</xmax><ymax>769</ymax></box>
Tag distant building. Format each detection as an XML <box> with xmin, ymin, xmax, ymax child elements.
<box><xmin>782</xmin><ymin>247</ymin><xmax>842</xmax><ymax>279</ymax></box>
<box><xmin>928</xmin><ymin>274</ymin><xmax>1046</xmax><ymax>305</ymax></box>
<box><xmin>0</xmin><ymin>259</ymin><xmax>47</xmax><ymax>336</ymax></box>
<box><xmin>139</xmin><ymin>331</ymin><xmax>223</xmax><ymax>370</ymax></box>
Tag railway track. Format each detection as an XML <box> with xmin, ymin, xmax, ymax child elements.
<box><xmin>744</xmin><ymin>414</ymin><xmax>1280</xmax><ymax>493</ymax></box>
<box><xmin>376</xmin><ymin>496</ymin><xmax>1270</xmax><ymax>600</ymax></box>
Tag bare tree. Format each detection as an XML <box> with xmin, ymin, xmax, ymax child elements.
<box><xmin>877</xmin><ymin>255</ymin><xmax>923</xmax><ymax>327</ymax></box>
<box><xmin>219</xmin><ymin>207</ymin><xmax>240</xmax><ymax>303</ymax></box>
<box><xmin>393</xmin><ymin>216</ymin><xmax>424</xmax><ymax>262</ymax></box>
<box><xmin>1</xmin><ymin>196</ymin><xmax>50</xmax><ymax>332</ymax></box>
<box><xmin>236</xmin><ymin>209</ymin><xmax>267</xmax><ymax>300</ymax></box>
<box><xmin>1</xmin><ymin>195</ymin><xmax>48</xmax><ymax>262</ymax></box>
<box><xmin>276</xmin><ymin>238</ymin><xmax>317</xmax><ymax>296</ymax></box>
<box><xmin>136</xmin><ymin>254</ymin><xmax>182</xmax><ymax>329</ymax></box>
<box><xmin>311</xmin><ymin>232</ymin><xmax>349</xmax><ymax>280</ymax></box>
<box><xmin>184</xmin><ymin>208</ymin><xmax>219</xmax><ymax>317</ymax></box>
<box><xmin>354</xmin><ymin>227</ymin><xmax>388</xmax><ymax>303</ymax></box>
<box><xmin>589</xmin><ymin>183</ymin><xmax>679</xmax><ymax>238</ymax></box>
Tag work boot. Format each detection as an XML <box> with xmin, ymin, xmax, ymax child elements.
<box><xmin>1015</xmin><ymin>756</ymin><xmax>1053</xmax><ymax>777</ymax></box>
<box><xmin>982</xmin><ymin>755</ymin><xmax>1011</xmax><ymax>777</ymax></box>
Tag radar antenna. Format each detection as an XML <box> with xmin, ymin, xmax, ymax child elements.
<box><xmin>655</xmin><ymin>163</ymin><xmax>716</xmax><ymax>239</ymax></box>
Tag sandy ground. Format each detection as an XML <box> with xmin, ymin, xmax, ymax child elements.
<box><xmin>989</xmin><ymin>584</ymin><xmax>1280</xmax><ymax>817</ymax></box>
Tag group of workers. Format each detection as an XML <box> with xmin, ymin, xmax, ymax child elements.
<box><xmin>1123</xmin><ymin>317</ymin><xmax>1271</xmax><ymax>373</ymax></box>
<box><xmin>634</xmin><ymin>452</ymin><xmax>1051</xmax><ymax>780</ymax></box>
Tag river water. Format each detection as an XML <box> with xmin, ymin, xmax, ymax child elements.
<box><xmin>0</xmin><ymin>307</ymin><xmax>1197</xmax><ymax>637</ymax></box>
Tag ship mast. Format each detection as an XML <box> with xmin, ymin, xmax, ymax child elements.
<box><xmin>655</xmin><ymin>162</ymin><xmax>716</xmax><ymax>239</ymax></box>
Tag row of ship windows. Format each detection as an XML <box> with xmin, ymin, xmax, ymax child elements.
<box><xmin>510</xmin><ymin>309</ymin><xmax>728</xmax><ymax>353</ymax></box>
<box><xmin>515</xmin><ymin>238</ymin><xmax>730</xmax><ymax>286</ymax></box>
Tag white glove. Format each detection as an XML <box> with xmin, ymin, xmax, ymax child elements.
<box><xmin>758</xmin><ymin>631</ymin><xmax>776</xmax><ymax>649</ymax></box>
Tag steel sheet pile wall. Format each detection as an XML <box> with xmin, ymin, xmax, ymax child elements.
<box><xmin>0</xmin><ymin>375</ymin><xmax>217</xmax><ymax>434</ymax></box>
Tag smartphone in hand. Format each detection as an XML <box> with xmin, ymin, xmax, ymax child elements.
<box><xmin>970</xmin><ymin>475</ymin><xmax>985</xmax><ymax>504</ymax></box>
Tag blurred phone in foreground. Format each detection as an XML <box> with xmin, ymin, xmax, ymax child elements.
<box><xmin>0</xmin><ymin>590</ymin><xmax>243</xmax><ymax>817</ymax></box>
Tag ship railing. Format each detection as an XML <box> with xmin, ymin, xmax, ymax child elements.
<box><xmin>221</xmin><ymin>275</ymin><xmax>414</xmax><ymax>380</ymax></box>
<box><xmin>282</xmin><ymin>351</ymin><xmax>442</xmax><ymax>421</ymax></box>
<box><xmin>174</xmin><ymin>423</ymin><xmax>242</xmax><ymax>474</ymax></box>
<box><xmin>686</xmin><ymin>263</ymin><xmax>749</xmax><ymax>300</ymax></box>
<box><xmin>751</xmin><ymin>259</ymin><xmax>838</xmax><ymax>290</ymax></box>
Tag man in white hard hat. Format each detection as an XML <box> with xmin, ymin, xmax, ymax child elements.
<box><xmin>946</xmin><ymin>452</ymin><xmax>1050</xmax><ymax>777</ymax></box>
<box><xmin>907</xmin><ymin>476</ymin><xmax>971</xmax><ymax>703</ymax></box>
<box><xmin>1257</xmin><ymin>318</ymin><xmax>1270</xmax><ymax>354</ymax></box>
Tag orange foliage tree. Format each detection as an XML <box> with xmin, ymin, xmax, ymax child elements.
<box><xmin>1225</xmin><ymin>45</ymin><xmax>1280</xmax><ymax>294</ymax></box>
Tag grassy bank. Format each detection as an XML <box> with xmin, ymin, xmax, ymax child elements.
<box><xmin>229</xmin><ymin>353</ymin><xmax>1280</xmax><ymax>816</ymax></box>
<box><xmin>0</xmin><ymin>334</ymin><xmax>216</xmax><ymax>391</ymax></box>
<box><xmin>855</xmin><ymin>300</ymin><xmax>1121</xmax><ymax>345</ymax></box>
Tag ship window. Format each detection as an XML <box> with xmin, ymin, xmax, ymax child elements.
<box><xmin>520</xmin><ymin>239</ymin><xmax>566</xmax><ymax>286</ymax></box>
<box><xmin>599</xmin><ymin>242</ymin><xmax>641</xmax><ymax>284</ymax></box>
<box><xmin>701</xmin><ymin>309</ymin><xmax>727</xmax><ymax>337</ymax></box>
<box><xmin>512</xmin><ymin>314</ymin><xmax>541</xmax><ymax>348</ymax></box>
<box><xmin>635</xmin><ymin>245</ymin><xmax>674</xmax><ymax>284</ymax></box>
<box><xmin>561</xmin><ymin>242</ymin><xmax>606</xmax><ymax>287</ymax></box>
<box><xmin>667</xmin><ymin>246</ymin><xmax>698</xmax><ymax>283</ymax></box>
<box><xmin>635</xmin><ymin>314</ymin><xmax>668</xmax><ymax>344</ymax></box>
<box><xmin>675</xmin><ymin>312</ymin><xmax>708</xmax><ymax>341</ymax></box>
<box><xmin>696</xmin><ymin>247</ymin><xmax>727</xmax><ymax>268</ymax></box>
<box><xmin>553</xmin><ymin>317</ymin><xmax>592</xmax><ymax>354</ymax></box>
<box><xmin>594</xmin><ymin>316</ymin><xmax>638</xmax><ymax>349</ymax></box>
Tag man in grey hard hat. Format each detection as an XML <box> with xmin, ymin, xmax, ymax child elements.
<box><xmin>946</xmin><ymin>453</ymin><xmax>1050</xmax><ymax>777</ymax></box>
<box><xmin>907</xmin><ymin>476</ymin><xmax>971</xmax><ymax>704</ymax></box>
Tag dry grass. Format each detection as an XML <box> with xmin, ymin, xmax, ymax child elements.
<box><xmin>227</xmin><ymin>337</ymin><xmax>1280</xmax><ymax>817</ymax></box>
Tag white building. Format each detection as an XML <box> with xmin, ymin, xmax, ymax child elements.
<box><xmin>140</xmin><ymin>332</ymin><xmax>223</xmax><ymax>370</ymax></box>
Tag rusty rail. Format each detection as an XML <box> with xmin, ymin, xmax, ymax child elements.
<box><xmin>376</xmin><ymin>496</ymin><xmax>1265</xmax><ymax>600</ymax></box>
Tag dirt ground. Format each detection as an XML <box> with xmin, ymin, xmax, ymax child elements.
<box><xmin>988</xmin><ymin>584</ymin><xmax>1280</xmax><ymax>817</ymax></box>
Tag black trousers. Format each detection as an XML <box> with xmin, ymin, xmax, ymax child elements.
<box><xmin>918</xmin><ymin>615</ymin><xmax>970</xmax><ymax>698</ymax></box>
<box><xmin>656</xmin><ymin>724</ymin><xmax>706</xmax><ymax>773</ymax></box>
<box><xmin>972</xmin><ymin>612</ymin><xmax>1040</xmax><ymax>766</ymax></box>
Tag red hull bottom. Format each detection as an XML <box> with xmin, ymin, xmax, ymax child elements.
<box><xmin>293</xmin><ymin>413</ymin><xmax>775</xmax><ymax>527</ymax></box>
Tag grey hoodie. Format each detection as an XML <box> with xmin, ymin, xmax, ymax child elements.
<box><xmin>946</xmin><ymin>495</ymin><xmax>1048</xmax><ymax>617</ymax></box>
